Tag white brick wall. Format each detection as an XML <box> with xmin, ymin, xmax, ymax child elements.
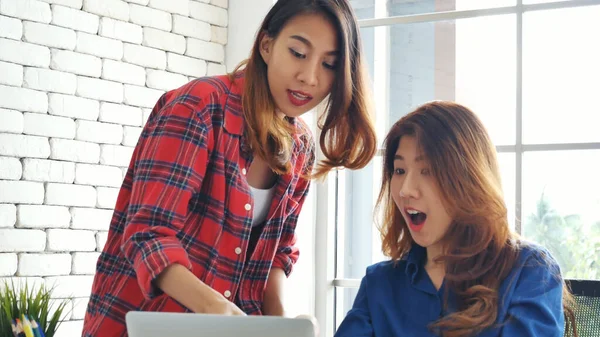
<box><xmin>51</xmin><ymin>5</ymin><xmax>100</xmax><ymax>34</ymax></box>
<box><xmin>0</xmin><ymin>109</ymin><xmax>24</xmax><ymax>134</ymax></box>
<box><xmin>75</xmin><ymin>163</ymin><xmax>123</xmax><ymax>187</ymax></box>
<box><xmin>129</xmin><ymin>4</ymin><xmax>171</xmax><ymax>31</ymax></box>
<box><xmin>0</xmin><ymin>39</ymin><xmax>51</xmax><ymax>68</ymax></box>
<box><xmin>211</xmin><ymin>25</ymin><xmax>227</xmax><ymax>44</ymax></box>
<box><xmin>99</xmin><ymin>103</ymin><xmax>143</xmax><ymax>126</ymax></box>
<box><xmin>51</xmin><ymin>49</ymin><xmax>102</xmax><ymax>77</ymax></box>
<box><xmin>76</xmin><ymin>77</ymin><xmax>124</xmax><ymax>103</ymax></box>
<box><xmin>189</xmin><ymin>2</ymin><xmax>227</xmax><ymax>27</ymax></box>
<box><xmin>0</xmin><ymin>205</ymin><xmax>17</xmax><ymax>228</ymax></box>
<box><xmin>17</xmin><ymin>205</ymin><xmax>71</xmax><ymax>228</ymax></box>
<box><xmin>96</xmin><ymin>188</ymin><xmax>118</xmax><ymax>209</ymax></box>
<box><xmin>0</xmin><ymin>85</ymin><xmax>48</xmax><ymax>113</ymax></box>
<box><xmin>0</xmin><ymin>254</ymin><xmax>18</xmax><ymax>276</ymax></box>
<box><xmin>0</xmin><ymin>1</ymin><xmax>229</xmax><ymax>335</ymax></box>
<box><xmin>72</xmin><ymin>253</ymin><xmax>100</xmax><ymax>274</ymax></box>
<box><xmin>23</xmin><ymin>21</ymin><xmax>77</xmax><ymax>50</ymax></box>
<box><xmin>76</xmin><ymin>32</ymin><xmax>123</xmax><ymax>60</ymax></box>
<box><xmin>123</xmin><ymin>43</ymin><xmax>166</xmax><ymax>69</ymax></box>
<box><xmin>186</xmin><ymin>38</ymin><xmax>224</xmax><ymax>63</ymax></box>
<box><xmin>146</xmin><ymin>69</ymin><xmax>188</xmax><ymax>91</ymax></box>
<box><xmin>50</xmin><ymin>139</ymin><xmax>100</xmax><ymax>163</ymax></box>
<box><xmin>18</xmin><ymin>253</ymin><xmax>72</xmax><ymax>276</ymax></box>
<box><xmin>71</xmin><ymin>208</ymin><xmax>112</xmax><ymax>231</ymax></box>
<box><xmin>40</xmin><ymin>0</ymin><xmax>84</xmax><ymax>9</ymax></box>
<box><xmin>45</xmin><ymin>183</ymin><xmax>96</xmax><ymax>207</ymax></box>
<box><xmin>22</xmin><ymin>158</ymin><xmax>75</xmax><ymax>183</ymax></box>
<box><xmin>0</xmin><ymin>61</ymin><xmax>23</xmax><ymax>87</ymax></box>
<box><xmin>48</xmin><ymin>94</ymin><xmax>100</xmax><ymax>121</ymax></box>
<box><xmin>98</xmin><ymin>17</ymin><xmax>142</xmax><ymax>44</ymax></box>
<box><xmin>0</xmin><ymin>15</ymin><xmax>23</xmax><ymax>40</ymax></box>
<box><xmin>47</xmin><ymin>229</ymin><xmax>96</xmax><ymax>252</ymax></box>
<box><xmin>0</xmin><ymin>157</ymin><xmax>22</xmax><ymax>180</ymax></box>
<box><xmin>148</xmin><ymin>0</ymin><xmax>188</xmax><ymax>16</ymax></box>
<box><xmin>0</xmin><ymin>134</ymin><xmax>50</xmax><ymax>158</ymax></box>
<box><xmin>167</xmin><ymin>52</ymin><xmax>206</xmax><ymax>77</ymax></box>
<box><xmin>83</xmin><ymin>0</ymin><xmax>129</xmax><ymax>22</ymax></box>
<box><xmin>0</xmin><ymin>229</ymin><xmax>47</xmax><ymax>252</ymax></box>
<box><xmin>100</xmin><ymin>145</ymin><xmax>135</xmax><ymax>166</ymax></box>
<box><xmin>172</xmin><ymin>15</ymin><xmax>210</xmax><ymax>41</ymax></box>
<box><xmin>23</xmin><ymin>113</ymin><xmax>76</xmax><ymax>139</ymax></box>
<box><xmin>23</xmin><ymin>68</ymin><xmax>77</xmax><ymax>95</ymax></box>
<box><xmin>122</xmin><ymin>126</ymin><xmax>143</xmax><ymax>146</ymax></box>
<box><xmin>75</xmin><ymin>120</ymin><xmax>123</xmax><ymax>144</ymax></box>
<box><xmin>0</xmin><ymin>0</ymin><xmax>52</xmax><ymax>24</ymax></box>
<box><xmin>142</xmin><ymin>27</ymin><xmax>186</xmax><ymax>54</ymax></box>
<box><xmin>123</xmin><ymin>85</ymin><xmax>164</xmax><ymax>108</ymax></box>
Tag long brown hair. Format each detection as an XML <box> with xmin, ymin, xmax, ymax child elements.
<box><xmin>232</xmin><ymin>0</ymin><xmax>377</xmax><ymax>178</ymax></box>
<box><xmin>376</xmin><ymin>101</ymin><xmax>577</xmax><ymax>337</ymax></box>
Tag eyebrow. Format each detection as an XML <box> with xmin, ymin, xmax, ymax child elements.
<box><xmin>290</xmin><ymin>35</ymin><xmax>338</xmax><ymax>56</ymax></box>
<box><xmin>394</xmin><ymin>154</ymin><xmax>425</xmax><ymax>162</ymax></box>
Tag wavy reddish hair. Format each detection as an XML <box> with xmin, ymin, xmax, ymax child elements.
<box><xmin>375</xmin><ymin>101</ymin><xmax>577</xmax><ymax>337</ymax></box>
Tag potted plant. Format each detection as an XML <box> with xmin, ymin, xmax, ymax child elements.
<box><xmin>0</xmin><ymin>280</ymin><xmax>71</xmax><ymax>337</ymax></box>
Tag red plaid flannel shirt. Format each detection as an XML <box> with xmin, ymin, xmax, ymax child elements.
<box><xmin>82</xmin><ymin>73</ymin><xmax>315</xmax><ymax>337</ymax></box>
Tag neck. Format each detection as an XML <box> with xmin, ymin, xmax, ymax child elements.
<box><xmin>275</xmin><ymin>109</ymin><xmax>286</xmax><ymax>119</ymax></box>
<box><xmin>425</xmin><ymin>243</ymin><xmax>445</xmax><ymax>269</ymax></box>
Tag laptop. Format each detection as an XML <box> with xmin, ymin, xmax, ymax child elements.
<box><xmin>125</xmin><ymin>311</ymin><xmax>317</xmax><ymax>337</ymax></box>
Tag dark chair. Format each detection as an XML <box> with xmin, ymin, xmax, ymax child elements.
<box><xmin>565</xmin><ymin>279</ymin><xmax>600</xmax><ymax>337</ymax></box>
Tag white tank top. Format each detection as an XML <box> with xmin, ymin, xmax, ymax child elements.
<box><xmin>250</xmin><ymin>185</ymin><xmax>276</xmax><ymax>227</ymax></box>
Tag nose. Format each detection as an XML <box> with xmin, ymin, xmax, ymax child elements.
<box><xmin>399</xmin><ymin>172</ymin><xmax>420</xmax><ymax>200</ymax></box>
<box><xmin>297</xmin><ymin>59</ymin><xmax>319</xmax><ymax>87</ymax></box>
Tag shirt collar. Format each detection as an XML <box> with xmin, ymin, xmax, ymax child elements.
<box><xmin>405</xmin><ymin>244</ymin><xmax>426</xmax><ymax>284</ymax></box>
<box><xmin>222</xmin><ymin>71</ymin><xmax>245</xmax><ymax>136</ymax></box>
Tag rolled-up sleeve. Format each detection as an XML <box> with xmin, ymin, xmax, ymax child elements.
<box><xmin>121</xmin><ymin>96</ymin><xmax>212</xmax><ymax>300</ymax></box>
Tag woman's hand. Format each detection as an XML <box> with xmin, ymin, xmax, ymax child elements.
<box><xmin>204</xmin><ymin>296</ymin><xmax>247</xmax><ymax>316</ymax></box>
<box><xmin>155</xmin><ymin>264</ymin><xmax>246</xmax><ymax>315</ymax></box>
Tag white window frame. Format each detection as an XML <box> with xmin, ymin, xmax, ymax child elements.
<box><xmin>313</xmin><ymin>1</ymin><xmax>600</xmax><ymax>336</ymax></box>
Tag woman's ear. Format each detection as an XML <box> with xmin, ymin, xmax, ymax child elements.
<box><xmin>259</xmin><ymin>31</ymin><xmax>274</xmax><ymax>65</ymax></box>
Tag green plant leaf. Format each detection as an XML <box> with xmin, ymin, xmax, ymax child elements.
<box><xmin>0</xmin><ymin>279</ymin><xmax>72</xmax><ymax>337</ymax></box>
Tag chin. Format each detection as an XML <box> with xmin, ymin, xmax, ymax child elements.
<box><xmin>280</xmin><ymin>107</ymin><xmax>310</xmax><ymax>119</ymax></box>
<box><xmin>411</xmin><ymin>235</ymin><xmax>433</xmax><ymax>249</ymax></box>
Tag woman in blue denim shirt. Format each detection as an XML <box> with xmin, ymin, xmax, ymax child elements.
<box><xmin>336</xmin><ymin>101</ymin><xmax>577</xmax><ymax>337</ymax></box>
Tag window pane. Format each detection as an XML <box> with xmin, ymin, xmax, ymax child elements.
<box><xmin>522</xmin><ymin>150</ymin><xmax>600</xmax><ymax>280</ymax></box>
<box><xmin>367</xmin><ymin>15</ymin><xmax>516</xmax><ymax>146</ymax></box>
<box><xmin>523</xmin><ymin>5</ymin><xmax>600</xmax><ymax>144</ymax></box>
<box><xmin>523</xmin><ymin>0</ymin><xmax>583</xmax><ymax>3</ymax></box>
<box><xmin>497</xmin><ymin>152</ymin><xmax>516</xmax><ymax>231</ymax></box>
<box><xmin>338</xmin><ymin>157</ymin><xmax>387</xmax><ymax>279</ymax></box>
<box><xmin>350</xmin><ymin>0</ymin><xmax>516</xmax><ymax>19</ymax></box>
<box><xmin>336</xmin><ymin>287</ymin><xmax>359</xmax><ymax>330</ymax></box>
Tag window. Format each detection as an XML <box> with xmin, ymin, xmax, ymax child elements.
<box><xmin>313</xmin><ymin>1</ymin><xmax>600</xmax><ymax>336</ymax></box>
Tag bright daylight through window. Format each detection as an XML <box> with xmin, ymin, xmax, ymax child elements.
<box><xmin>315</xmin><ymin>0</ymin><xmax>600</xmax><ymax>335</ymax></box>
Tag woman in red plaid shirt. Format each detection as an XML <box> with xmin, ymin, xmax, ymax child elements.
<box><xmin>83</xmin><ymin>0</ymin><xmax>376</xmax><ymax>335</ymax></box>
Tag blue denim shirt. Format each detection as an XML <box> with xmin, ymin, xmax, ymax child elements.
<box><xmin>335</xmin><ymin>243</ymin><xmax>565</xmax><ymax>337</ymax></box>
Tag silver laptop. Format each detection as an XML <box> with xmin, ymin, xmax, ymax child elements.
<box><xmin>125</xmin><ymin>311</ymin><xmax>317</xmax><ymax>337</ymax></box>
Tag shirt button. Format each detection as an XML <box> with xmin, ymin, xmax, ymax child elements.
<box><xmin>242</xmin><ymin>168</ymin><xmax>247</xmax><ymax>175</ymax></box>
<box><xmin>224</xmin><ymin>290</ymin><xmax>231</xmax><ymax>298</ymax></box>
<box><xmin>235</xmin><ymin>247</ymin><xmax>242</xmax><ymax>255</ymax></box>
<box><xmin>244</xmin><ymin>203</ymin><xmax>251</xmax><ymax>211</ymax></box>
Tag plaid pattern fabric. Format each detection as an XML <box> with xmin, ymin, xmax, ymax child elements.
<box><xmin>82</xmin><ymin>73</ymin><xmax>315</xmax><ymax>337</ymax></box>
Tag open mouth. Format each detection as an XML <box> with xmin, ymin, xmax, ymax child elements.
<box><xmin>406</xmin><ymin>208</ymin><xmax>427</xmax><ymax>231</ymax></box>
<box><xmin>287</xmin><ymin>90</ymin><xmax>313</xmax><ymax>107</ymax></box>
